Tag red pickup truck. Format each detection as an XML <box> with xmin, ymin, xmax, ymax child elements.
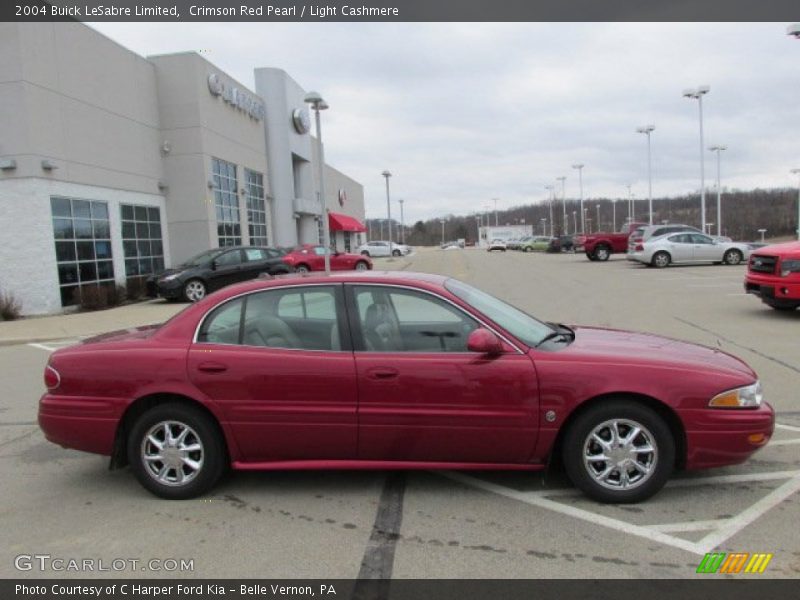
<box><xmin>577</xmin><ymin>222</ymin><xmax>647</xmax><ymax>261</ymax></box>
<box><xmin>744</xmin><ymin>241</ymin><xmax>800</xmax><ymax>311</ymax></box>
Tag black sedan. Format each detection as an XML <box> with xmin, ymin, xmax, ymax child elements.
<box><xmin>148</xmin><ymin>246</ymin><xmax>292</xmax><ymax>302</ymax></box>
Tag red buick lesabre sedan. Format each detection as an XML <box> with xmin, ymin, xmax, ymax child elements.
<box><xmin>39</xmin><ymin>272</ymin><xmax>774</xmax><ymax>502</ymax></box>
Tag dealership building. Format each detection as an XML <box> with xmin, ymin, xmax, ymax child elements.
<box><xmin>0</xmin><ymin>22</ymin><xmax>366</xmax><ymax>315</ymax></box>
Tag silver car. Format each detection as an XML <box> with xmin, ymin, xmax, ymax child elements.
<box><xmin>629</xmin><ymin>232</ymin><xmax>751</xmax><ymax>268</ymax></box>
<box><xmin>357</xmin><ymin>240</ymin><xmax>410</xmax><ymax>257</ymax></box>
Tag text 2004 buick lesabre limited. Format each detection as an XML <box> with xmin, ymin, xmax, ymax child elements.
<box><xmin>39</xmin><ymin>272</ymin><xmax>774</xmax><ymax>503</ymax></box>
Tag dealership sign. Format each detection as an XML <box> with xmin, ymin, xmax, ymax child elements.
<box><xmin>207</xmin><ymin>73</ymin><xmax>266</xmax><ymax>121</ymax></box>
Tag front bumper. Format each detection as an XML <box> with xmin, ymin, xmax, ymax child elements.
<box><xmin>745</xmin><ymin>273</ymin><xmax>800</xmax><ymax>306</ymax></box>
<box><xmin>682</xmin><ymin>403</ymin><xmax>775</xmax><ymax>470</ymax></box>
<box><xmin>156</xmin><ymin>278</ymin><xmax>184</xmax><ymax>300</ymax></box>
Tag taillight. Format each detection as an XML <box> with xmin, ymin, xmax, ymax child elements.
<box><xmin>635</xmin><ymin>244</ymin><xmax>644</xmax><ymax>251</ymax></box>
<box><xmin>44</xmin><ymin>365</ymin><xmax>60</xmax><ymax>390</ymax></box>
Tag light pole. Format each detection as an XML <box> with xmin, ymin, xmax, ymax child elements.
<box><xmin>379</xmin><ymin>219</ymin><xmax>384</xmax><ymax>240</ymax></box>
<box><xmin>612</xmin><ymin>198</ymin><xmax>617</xmax><ymax>232</ymax></box>
<box><xmin>636</xmin><ymin>125</ymin><xmax>655</xmax><ymax>225</ymax></box>
<box><xmin>304</xmin><ymin>91</ymin><xmax>331</xmax><ymax>273</ymax></box>
<box><xmin>440</xmin><ymin>219</ymin><xmax>446</xmax><ymax>246</ymax></box>
<box><xmin>367</xmin><ymin>219</ymin><xmax>372</xmax><ymax>241</ymax></box>
<box><xmin>540</xmin><ymin>218</ymin><xmax>546</xmax><ymax>236</ymax></box>
<box><xmin>382</xmin><ymin>170</ymin><xmax>393</xmax><ymax>248</ymax></box>
<box><xmin>492</xmin><ymin>198</ymin><xmax>499</xmax><ymax>226</ymax></box>
<box><xmin>709</xmin><ymin>145</ymin><xmax>727</xmax><ymax>237</ymax></box>
<box><xmin>572</xmin><ymin>210</ymin><xmax>577</xmax><ymax>234</ymax></box>
<box><xmin>544</xmin><ymin>185</ymin><xmax>554</xmax><ymax>237</ymax></box>
<box><xmin>572</xmin><ymin>164</ymin><xmax>584</xmax><ymax>232</ymax></box>
<box><xmin>683</xmin><ymin>85</ymin><xmax>710</xmax><ymax>232</ymax></box>
<box><xmin>583</xmin><ymin>208</ymin><xmax>589</xmax><ymax>233</ymax></box>
<box><xmin>626</xmin><ymin>184</ymin><xmax>633</xmax><ymax>223</ymax></box>
<box><xmin>398</xmin><ymin>198</ymin><xmax>405</xmax><ymax>244</ymax></box>
<box><xmin>557</xmin><ymin>176</ymin><xmax>566</xmax><ymax>234</ymax></box>
<box><xmin>791</xmin><ymin>168</ymin><xmax>800</xmax><ymax>240</ymax></box>
<box><xmin>475</xmin><ymin>215</ymin><xmax>481</xmax><ymax>246</ymax></box>
<box><xmin>595</xmin><ymin>204</ymin><xmax>601</xmax><ymax>232</ymax></box>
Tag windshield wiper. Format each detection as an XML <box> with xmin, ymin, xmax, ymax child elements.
<box><xmin>536</xmin><ymin>324</ymin><xmax>575</xmax><ymax>348</ymax></box>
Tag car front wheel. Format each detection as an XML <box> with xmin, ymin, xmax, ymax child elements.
<box><xmin>392</xmin><ymin>249</ymin><xmax>401</xmax><ymax>257</ymax></box>
<box><xmin>183</xmin><ymin>279</ymin><xmax>206</xmax><ymax>302</ymax></box>
<box><xmin>295</xmin><ymin>264</ymin><xmax>310</xmax><ymax>274</ymax></box>
<box><xmin>355</xmin><ymin>261</ymin><xmax>369</xmax><ymax>271</ymax></box>
<box><xmin>128</xmin><ymin>403</ymin><xmax>225</xmax><ymax>500</ymax></box>
<box><xmin>562</xmin><ymin>401</ymin><xmax>675</xmax><ymax>503</ymax></box>
<box><xmin>593</xmin><ymin>245</ymin><xmax>610</xmax><ymax>261</ymax></box>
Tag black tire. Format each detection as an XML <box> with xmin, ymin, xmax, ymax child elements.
<box><xmin>355</xmin><ymin>260</ymin><xmax>369</xmax><ymax>272</ymax></box>
<box><xmin>652</xmin><ymin>251</ymin><xmax>671</xmax><ymax>268</ymax></box>
<box><xmin>723</xmin><ymin>249</ymin><xmax>743</xmax><ymax>266</ymax></box>
<box><xmin>524</xmin><ymin>246</ymin><xmax>532</xmax><ymax>253</ymax></box>
<box><xmin>182</xmin><ymin>279</ymin><xmax>207</xmax><ymax>302</ymax></box>
<box><xmin>562</xmin><ymin>400</ymin><xmax>675</xmax><ymax>503</ymax></box>
<box><xmin>360</xmin><ymin>251</ymin><xmax>370</xmax><ymax>257</ymax></box>
<box><xmin>586</xmin><ymin>252</ymin><xmax>597</xmax><ymax>261</ymax></box>
<box><xmin>392</xmin><ymin>249</ymin><xmax>401</xmax><ymax>257</ymax></box>
<box><xmin>593</xmin><ymin>245</ymin><xmax>610</xmax><ymax>261</ymax></box>
<box><xmin>295</xmin><ymin>264</ymin><xmax>310</xmax><ymax>274</ymax></box>
<box><xmin>128</xmin><ymin>403</ymin><xmax>225</xmax><ymax>500</ymax></box>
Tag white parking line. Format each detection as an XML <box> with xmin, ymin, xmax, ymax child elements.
<box><xmin>646</xmin><ymin>519</ymin><xmax>730</xmax><ymax>533</ymax></box>
<box><xmin>696</xmin><ymin>473</ymin><xmax>800</xmax><ymax>553</ymax></box>
<box><xmin>27</xmin><ymin>340</ymin><xmax>80</xmax><ymax>352</ymax></box>
<box><xmin>440</xmin><ymin>467</ymin><xmax>800</xmax><ymax>556</ymax></box>
<box><xmin>776</xmin><ymin>423</ymin><xmax>800</xmax><ymax>433</ymax></box>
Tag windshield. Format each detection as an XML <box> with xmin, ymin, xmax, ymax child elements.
<box><xmin>181</xmin><ymin>248</ymin><xmax>224</xmax><ymax>267</ymax></box>
<box><xmin>445</xmin><ymin>279</ymin><xmax>554</xmax><ymax>348</ymax></box>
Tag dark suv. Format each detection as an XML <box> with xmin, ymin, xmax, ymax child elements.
<box><xmin>148</xmin><ymin>246</ymin><xmax>292</xmax><ymax>302</ymax></box>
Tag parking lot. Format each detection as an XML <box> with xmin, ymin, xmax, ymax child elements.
<box><xmin>1</xmin><ymin>247</ymin><xmax>799</xmax><ymax>579</ymax></box>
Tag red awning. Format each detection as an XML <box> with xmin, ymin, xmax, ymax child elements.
<box><xmin>329</xmin><ymin>212</ymin><xmax>366</xmax><ymax>233</ymax></box>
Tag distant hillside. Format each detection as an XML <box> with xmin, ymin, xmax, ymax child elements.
<box><xmin>367</xmin><ymin>188</ymin><xmax>799</xmax><ymax>246</ymax></box>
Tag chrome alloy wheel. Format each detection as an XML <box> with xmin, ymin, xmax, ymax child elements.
<box><xmin>184</xmin><ymin>280</ymin><xmax>206</xmax><ymax>302</ymax></box>
<box><xmin>141</xmin><ymin>421</ymin><xmax>204</xmax><ymax>487</ymax></box>
<box><xmin>582</xmin><ymin>419</ymin><xmax>657</xmax><ymax>491</ymax></box>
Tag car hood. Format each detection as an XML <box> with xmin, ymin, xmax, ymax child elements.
<box><xmin>558</xmin><ymin>326</ymin><xmax>756</xmax><ymax>379</ymax></box>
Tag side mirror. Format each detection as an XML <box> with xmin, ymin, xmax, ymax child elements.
<box><xmin>467</xmin><ymin>328</ymin><xmax>503</xmax><ymax>356</ymax></box>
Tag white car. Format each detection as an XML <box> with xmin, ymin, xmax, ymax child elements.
<box><xmin>487</xmin><ymin>239</ymin><xmax>507</xmax><ymax>252</ymax></box>
<box><xmin>629</xmin><ymin>232</ymin><xmax>751</xmax><ymax>268</ymax></box>
<box><xmin>357</xmin><ymin>241</ymin><xmax>410</xmax><ymax>257</ymax></box>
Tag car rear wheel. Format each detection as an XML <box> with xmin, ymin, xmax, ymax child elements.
<box><xmin>355</xmin><ymin>261</ymin><xmax>369</xmax><ymax>271</ymax></box>
<box><xmin>562</xmin><ymin>401</ymin><xmax>675</xmax><ymax>503</ymax></box>
<box><xmin>723</xmin><ymin>249</ymin><xmax>743</xmax><ymax>265</ymax></box>
<box><xmin>183</xmin><ymin>279</ymin><xmax>206</xmax><ymax>302</ymax></box>
<box><xmin>128</xmin><ymin>403</ymin><xmax>225</xmax><ymax>500</ymax></box>
<box><xmin>392</xmin><ymin>249</ymin><xmax>401</xmax><ymax>257</ymax></box>
<box><xmin>652</xmin><ymin>252</ymin><xmax>671</xmax><ymax>268</ymax></box>
<box><xmin>524</xmin><ymin>246</ymin><xmax>533</xmax><ymax>253</ymax></box>
<box><xmin>593</xmin><ymin>245</ymin><xmax>610</xmax><ymax>261</ymax></box>
<box><xmin>295</xmin><ymin>264</ymin><xmax>310</xmax><ymax>274</ymax></box>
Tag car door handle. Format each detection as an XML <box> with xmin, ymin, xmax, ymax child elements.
<box><xmin>366</xmin><ymin>367</ymin><xmax>399</xmax><ymax>380</ymax></box>
<box><xmin>197</xmin><ymin>362</ymin><xmax>228</xmax><ymax>373</ymax></box>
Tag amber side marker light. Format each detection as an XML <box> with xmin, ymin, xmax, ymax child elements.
<box><xmin>747</xmin><ymin>433</ymin><xmax>769</xmax><ymax>446</ymax></box>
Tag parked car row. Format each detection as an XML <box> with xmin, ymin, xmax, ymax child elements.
<box><xmin>494</xmin><ymin>235</ymin><xmax>576</xmax><ymax>253</ymax></box>
<box><xmin>147</xmin><ymin>244</ymin><xmax>372</xmax><ymax>302</ymax></box>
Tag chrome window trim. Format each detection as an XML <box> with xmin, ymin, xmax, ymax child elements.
<box><xmin>192</xmin><ymin>281</ymin><xmax>526</xmax><ymax>355</ymax></box>
<box><xmin>193</xmin><ymin>283</ymin><xmax>348</xmax><ymax>352</ymax></box>
<box><xmin>345</xmin><ymin>282</ymin><xmax>525</xmax><ymax>355</ymax></box>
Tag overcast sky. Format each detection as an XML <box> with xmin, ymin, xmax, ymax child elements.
<box><xmin>90</xmin><ymin>22</ymin><xmax>799</xmax><ymax>225</ymax></box>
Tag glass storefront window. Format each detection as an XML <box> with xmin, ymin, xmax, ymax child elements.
<box><xmin>245</xmin><ymin>169</ymin><xmax>269</xmax><ymax>246</ymax></box>
<box><xmin>121</xmin><ymin>204</ymin><xmax>165</xmax><ymax>279</ymax></box>
<box><xmin>212</xmin><ymin>158</ymin><xmax>242</xmax><ymax>247</ymax></box>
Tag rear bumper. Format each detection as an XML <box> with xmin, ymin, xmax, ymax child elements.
<box><xmin>682</xmin><ymin>403</ymin><xmax>775</xmax><ymax>470</ymax></box>
<box><xmin>38</xmin><ymin>394</ymin><xmax>120</xmax><ymax>456</ymax></box>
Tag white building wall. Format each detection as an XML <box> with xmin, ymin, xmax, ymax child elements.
<box><xmin>0</xmin><ymin>178</ymin><xmax>168</xmax><ymax>315</ymax></box>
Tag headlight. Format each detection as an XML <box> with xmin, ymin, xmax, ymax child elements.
<box><xmin>709</xmin><ymin>381</ymin><xmax>763</xmax><ymax>408</ymax></box>
<box><xmin>159</xmin><ymin>274</ymin><xmax>179</xmax><ymax>283</ymax></box>
<box><xmin>780</xmin><ymin>259</ymin><xmax>800</xmax><ymax>277</ymax></box>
